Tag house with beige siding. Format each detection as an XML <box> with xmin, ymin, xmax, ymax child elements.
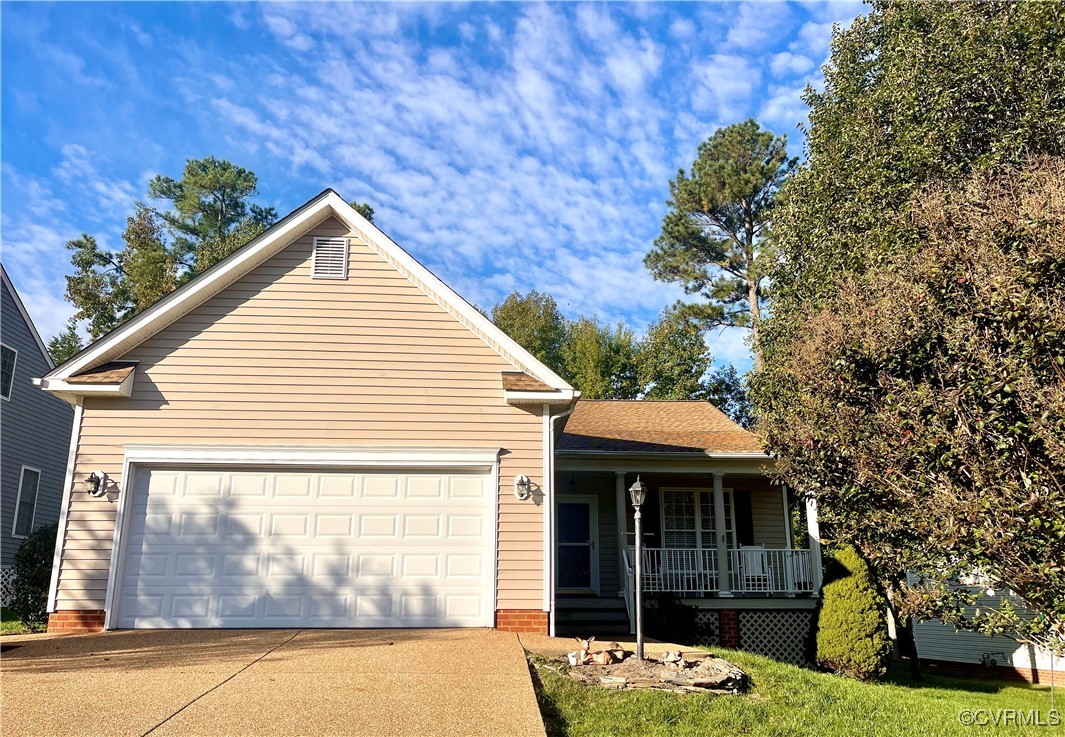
<box><xmin>36</xmin><ymin>191</ymin><xmax>821</xmax><ymax>657</ymax></box>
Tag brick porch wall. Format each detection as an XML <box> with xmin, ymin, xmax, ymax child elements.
<box><xmin>495</xmin><ymin>609</ymin><xmax>548</xmax><ymax>634</ymax></box>
<box><xmin>47</xmin><ymin>610</ymin><xmax>105</xmax><ymax>634</ymax></box>
<box><xmin>719</xmin><ymin>608</ymin><xmax>740</xmax><ymax>648</ymax></box>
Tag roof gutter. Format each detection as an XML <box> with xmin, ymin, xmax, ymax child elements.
<box><xmin>556</xmin><ymin>449</ymin><xmax>772</xmax><ymax>460</ymax></box>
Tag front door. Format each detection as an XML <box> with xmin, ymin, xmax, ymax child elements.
<box><xmin>556</xmin><ymin>496</ymin><xmax>599</xmax><ymax>593</ymax></box>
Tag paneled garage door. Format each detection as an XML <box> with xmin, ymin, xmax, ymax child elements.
<box><xmin>114</xmin><ymin>468</ymin><xmax>493</xmax><ymax>628</ymax></box>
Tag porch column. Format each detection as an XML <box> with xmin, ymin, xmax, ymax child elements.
<box><xmin>713</xmin><ymin>472</ymin><xmax>732</xmax><ymax>597</ymax></box>
<box><xmin>615</xmin><ymin>471</ymin><xmax>627</xmax><ymax>596</ymax></box>
<box><xmin>806</xmin><ymin>496</ymin><xmax>824</xmax><ymax>592</ymax></box>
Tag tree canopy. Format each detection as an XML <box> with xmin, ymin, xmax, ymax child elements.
<box><xmin>754</xmin><ymin>0</ymin><xmax>1065</xmax><ymax>656</ymax></box>
<box><xmin>490</xmin><ymin>290</ymin><xmax>751</xmax><ymax>424</ymax></box>
<box><xmin>63</xmin><ymin>157</ymin><xmax>277</xmax><ymax>340</ymax></box>
<box><xmin>645</xmin><ymin>119</ymin><xmax>795</xmax><ymax>370</ymax></box>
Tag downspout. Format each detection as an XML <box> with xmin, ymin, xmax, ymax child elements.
<box><xmin>544</xmin><ymin>398</ymin><xmax>578</xmax><ymax>637</ymax></box>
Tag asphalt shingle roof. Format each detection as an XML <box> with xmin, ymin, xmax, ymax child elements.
<box><xmin>558</xmin><ymin>400</ymin><xmax>763</xmax><ymax>454</ymax></box>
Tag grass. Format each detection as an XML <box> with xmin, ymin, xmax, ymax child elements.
<box><xmin>530</xmin><ymin>651</ymin><xmax>1060</xmax><ymax>737</ymax></box>
<box><xmin>0</xmin><ymin>607</ymin><xmax>43</xmax><ymax>636</ymax></box>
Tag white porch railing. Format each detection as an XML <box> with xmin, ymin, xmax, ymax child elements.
<box><xmin>623</xmin><ymin>547</ymin><xmax>816</xmax><ymax>596</ymax></box>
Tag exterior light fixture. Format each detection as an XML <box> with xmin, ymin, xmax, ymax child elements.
<box><xmin>514</xmin><ymin>475</ymin><xmax>532</xmax><ymax>501</ymax></box>
<box><xmin>629</xmin><ymin>475</ymin><xmax>648</xmax><ymax>660</ymax></box>
<box><xmin>85</xmin><ymin>471</ymin><xmax>107</xmax><ymax>497</ymax></box>
<box><xmin>568</xmin><ymin>475</ymin><xmax>577</xmax><ymax>493</ymax></box>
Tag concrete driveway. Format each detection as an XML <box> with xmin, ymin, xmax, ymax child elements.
<box><xmin>0</xmin><ymin>629</ymin><xmax>546</xmax><ymax>737</ymax></box>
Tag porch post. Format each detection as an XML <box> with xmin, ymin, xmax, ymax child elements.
<box><xmin>713</xmin><ymin>472</ymin><xmax>732</xmax><ymax>597</ymax></box>
<box><xmin>615</xmin><ymin>472</ymin><xmax>627</xmax><ymax>597</ymax></box>
<box><xmin>806</xmin><ymin>496</ymin><xmax>824</xmax><ymax>593</ymax></box>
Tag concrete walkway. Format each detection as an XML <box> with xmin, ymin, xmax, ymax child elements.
<box><xmin>0</xmin><ymin>629</ymin><xmax>545</xmax><ymax>737</ymax></box>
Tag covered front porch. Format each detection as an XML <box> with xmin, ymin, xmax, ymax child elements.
<box><xmin>550</xmin><ymin>400</ymin><xmax>823</xmax><ymax>656</ymax></box>
<box><xmin>555</xmin><ymin>469</ymin><xmax>822</xmax><ymax>601</ymax></box>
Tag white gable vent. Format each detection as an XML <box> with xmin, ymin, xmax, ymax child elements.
<box><xmin>312</xmin><ymin>237</ymin><xmax>349</xmax><ymax>279</ymax></box>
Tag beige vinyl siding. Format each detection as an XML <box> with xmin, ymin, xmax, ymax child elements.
<box><xmin>749</xmin><ymin>489</ymin><xmax>789</xmax><ymax>548</ymax></box>
<box><xmin>55</xmin><ymin>217</ymin><xmax>547</xmax><ymax>612</ymax></box>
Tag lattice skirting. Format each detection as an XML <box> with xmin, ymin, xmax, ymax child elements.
<box><xmin>738</xmin><ymin>609</ymin><xmax>814</xmax><ymax>664</ymax></box>
<box><xmin>0</xmin><ymin>567</ymin><xmax>16</xmax><ymax>606</ymax></box>
<box><xmin>690</xmin><ymin>610</ymin><xmax>721</xmax><ymax>648</ymax></box>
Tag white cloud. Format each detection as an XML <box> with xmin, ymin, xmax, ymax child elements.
<box><xmin>707</xmin><ymin>326</ymin><xmax>754</xmax><ymax>373</ymax></box>
<box><xmin>790</xmin><ymin>21</ymin><xmax>836</xmax><ymax>58</ymax></box>
<box><xmin>770</xmin><ymin>51</ymin><xmax>815</xmax><ymax>77</ymax></box>
<box><xmin>691</xmin><ymin>54</ymin><xmax>760</xmax><ymax>121</ymax></box>
<box><xmin>726</xmin><ymin>1</ymin><xmax>797</xmax><ymax>50</ymax></box>
<box><xmin>760</xmin><ymin>84</ymin><xmax>808</xmax><ymax>130</ymax></box>
<box><xmin>668</xmin><ymin>16</ymin><xmax>696</xmax><ymax>40</ymax></box>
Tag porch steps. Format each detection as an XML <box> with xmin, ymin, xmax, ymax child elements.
<box><xmin>555</xmin><ymin>595</ymin><xmax>632</xmax><ymax>636</ymax></box>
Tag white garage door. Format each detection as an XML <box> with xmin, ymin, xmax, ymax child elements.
<box><xmin>115</xmin><ymin>468</ymin><xmax>493</xmax><ymax>628</ymax></box>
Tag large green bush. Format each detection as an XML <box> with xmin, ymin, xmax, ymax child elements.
<box><xmin>815</xmin><ymin>546</ymin><xmax>892</xmax><ymax>680</ymax></box>
<box><xmin>9</xmin><ymin>522</ymin><xmax>58</xmax><ymax>628</ymax></box>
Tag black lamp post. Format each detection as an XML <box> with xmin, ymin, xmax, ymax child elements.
<box><xmin>628</xmin><ymin>475</ymin><xmax>648</xmax><ymax>660</ymax></box>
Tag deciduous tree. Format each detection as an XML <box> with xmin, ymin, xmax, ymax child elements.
<box><xmin>755</xmin><ymin>0</ymin><xmax>1065</xmax><ymax>662</ymax></box>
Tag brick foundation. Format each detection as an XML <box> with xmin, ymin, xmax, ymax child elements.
<box><xmin>921</xmin><ymin>658</ymin><xmax>1065</xmax><ymax>687</ymax></box>
<box><xmin>719</xmin><ymin>608</ymin><xmax>740</xmax><ymax>648</ymax></box>
<box><xmin>47</xmin><ymin>610</ymin><xmax>105</xmax><ymax>634</ymax></box>
<box><xmin>495</xmin><ymin>609</ymin><xmax>548</xmax><ymax>634</ymax></box>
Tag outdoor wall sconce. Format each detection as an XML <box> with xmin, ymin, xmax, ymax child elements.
<box><xmin>85</xmin><ymin>471</ymin><xmax>107</xmax><ymax>497</ymax></box>
<box><xmin>514</xmin><ymin>474</ymin><xmax>532</xmax><ymax>501</ymax></box>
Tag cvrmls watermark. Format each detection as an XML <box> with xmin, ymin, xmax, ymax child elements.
<box><xmin>958</xmin><ymin>709</ymin><xmax>1061</xmax><ymax>727</ymax></box>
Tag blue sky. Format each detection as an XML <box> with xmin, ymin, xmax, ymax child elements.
<box><xmin>1</xmin><ymin>1</ymin><xmax>863</xmax><ymax>373</ymax></box>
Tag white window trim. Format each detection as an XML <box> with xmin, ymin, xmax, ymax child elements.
<box><xmin>102</xmin><ymin>445</ymin><xmax>503</xmax><ymax>630</ymax></box>
<box><xmin>11</xmin><ymin>465</ymin><xmax>42</xmax><ymax>538</ymax></box>
<box><xmin>1</xmin><ymin>343</ymin><xmax>17</xmax><ymax>401</ymax></box>
<box><xmin>311</xmin><ymin>236</ymin><xmax>349</xmax><ymax>279</ymax></box>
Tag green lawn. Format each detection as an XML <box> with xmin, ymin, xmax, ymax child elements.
<box><xmin>530</xmin><ymin>651</ymin><xmax>1060</xmax><ymax>737</ymax></box>
<box><xmin>0</xmin><ymin>607</ymin><xmax>41</xmax><ymax>635</ymax></box>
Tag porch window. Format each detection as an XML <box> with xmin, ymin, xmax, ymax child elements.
<box><xmin>661</xmin><ymin>488</ymin><xmax>734</xmax><ymax>549</ymax></box>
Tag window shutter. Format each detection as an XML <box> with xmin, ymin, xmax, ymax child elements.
<box><xmin>312</xmin><ymin>237</ymin><xmax>348</xmax><ymax>279</ymax></box>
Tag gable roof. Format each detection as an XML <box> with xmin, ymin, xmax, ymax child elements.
<box><xmin>1</xmin><ymin>264</ymin><xmax>54</xmax><ymax>369</ymax></box>
<box><xmin>558</xmin><ymin>399</ymin><xmax>765</xmax><ymax>456</ymax></box>
<box><xmin>42</xmin><ymin>190</ymin><xmax>573</xmax><ymax>394</ymax></box>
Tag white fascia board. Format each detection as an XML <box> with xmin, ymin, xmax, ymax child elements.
<box><xmin>322</xmin><ymin>192</ymin><xmax>573</xmax><ymax>392</ymax></box>
<box><xmin>122</xmin><ymin>445</ymin><xmax>503</xmax><ymax>468</ymax></box>
<box><xmin>504</xmin><ymin>389</ymin><xmax>576</xmax><ymax>405</ymax></box>
<box><xmin>45</xmin><ymin>192</ymin><xmax>338</xmax><ymax>381</ymax></box>
<box><xmin>34</xmin><ymin>372</ymin><xmax>135</xmax><ymax>398</ymax></box>
<box><xmin>1</xmin><ymin>265</ymin><xmax>55</xmax><ymax>369</ymax></box>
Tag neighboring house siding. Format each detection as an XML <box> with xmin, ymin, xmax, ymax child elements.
<box><xmin>1</xmin><ymin>279</ymin><xmax>74</xmax><ymax>568</ymax></box>
<box><xmin>53</xmin><ymin>218</ymin><xmax>547</xmax><ymax>612</ymax></box>
<box><xmin>914</xmin><ymin>593</ymin><xmax>1061</xmax><ymax>675</ymax></box>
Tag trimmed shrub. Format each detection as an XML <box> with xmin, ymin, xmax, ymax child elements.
<box><xmin>9</xmin><ymin>522</ymin><xmax>58</xmax><ymax>628</ymax></box>
<box><xmin>815</xmin><ymin>545</ymin><xmax>892</xmax><ymax>680</ymax></box>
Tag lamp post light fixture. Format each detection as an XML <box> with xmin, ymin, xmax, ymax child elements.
<box><xmin>628</xmin><ymin>475</ymin><xmax>648</xmax><ymax>660</ymax></box>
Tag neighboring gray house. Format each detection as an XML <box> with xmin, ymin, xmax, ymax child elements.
<box><xmin>1</xmin><ymin>265</ymin><xmax>74</xmax><ymax>602</ymax></box>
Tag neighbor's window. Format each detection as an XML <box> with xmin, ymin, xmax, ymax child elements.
<box><xmin>12</xmin><ymin>467</ymin><xmax>41</xmax><ymax>537</ymax></box>
<box><xmin>0</xmin><ymin>344</ymin><xmax>15</xmax><ymax>399</ymax></box>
